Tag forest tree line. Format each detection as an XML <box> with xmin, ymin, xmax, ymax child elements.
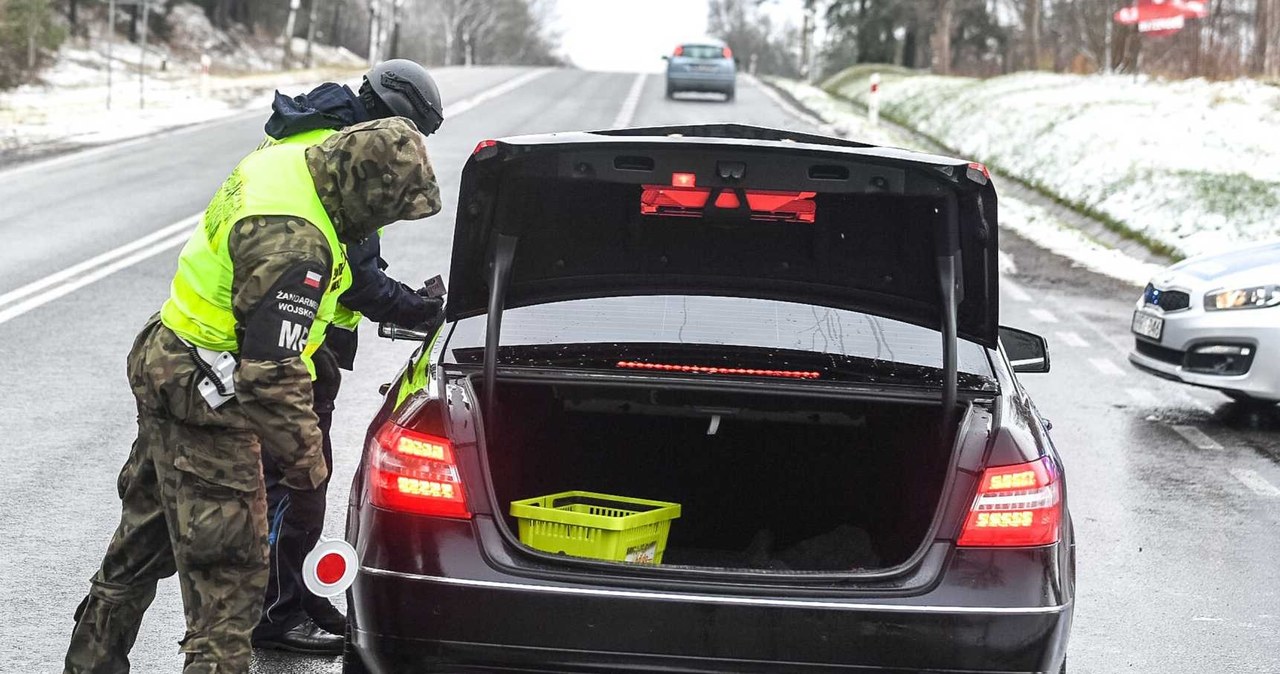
<box><xmin>712</xmin><ymin>0</ymin><xmax>1279</xmax><ymax>80</ymax></box>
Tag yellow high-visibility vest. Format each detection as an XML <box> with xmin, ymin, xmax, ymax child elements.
<box><xmin>263</xmin><ymin>127</ymin><xmax>365</xmax><ymax>333</ymax></box>
<box><xmin>159</xmin><ymin>141</ymin><xmax>351</xmax><ymax>378</ymax></box>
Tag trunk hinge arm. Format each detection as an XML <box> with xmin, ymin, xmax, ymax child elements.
<box><xmin>936</xmin><ymin>193</ymin><xmax>960</xmax><ymax>441</ymax></box>
<box><xmin>483</xmin><ymin>234</ymin><xmax>519</xmax><ymax>423</ymax></box>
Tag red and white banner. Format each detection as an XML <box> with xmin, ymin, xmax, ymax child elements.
<box><xmin>1114</xmin><ymin>0</ymin><xmax>1208</xmax><ymax>36</ymax></box>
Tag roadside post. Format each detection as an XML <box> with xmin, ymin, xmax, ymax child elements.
<box><xmin>105</xmin><ymin>0</ymin><xmax>115</xmax><ymax>110</ymax></box>
<box><xmin>199</xmin><ymin>53</ymin><xmax>211</xmax><ymax>98</ymax></box>
<box><xmin>138</xmin><ymin>0</ymin><xmax>149</xmax><ymax>110</ymax></box>
<box><xmin>868</xmin><ymin>73</ymin><xmax>880</xmax><ymax>127</ymax></box>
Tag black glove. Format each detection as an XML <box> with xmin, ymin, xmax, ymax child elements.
<box><xmin>387</xmin><ymin>284</ymin><xmax>443</xmax><ymax>329</ymax></box>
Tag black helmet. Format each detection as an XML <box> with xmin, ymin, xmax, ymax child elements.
<box><xmin>359</xmin><ymin>59</ymin><xmax>444</xmax><ymax>135</ymax></box>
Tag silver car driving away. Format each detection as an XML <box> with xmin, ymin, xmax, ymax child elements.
<box><xmin>665</xmin><ymin>38</ymin><xmax>737</xmax><ymax>100</ymax></box>
<box><xmin>1129</xmin><ymin>240</ymin><xmax>1280</xmax><ymax>404</ymax></box>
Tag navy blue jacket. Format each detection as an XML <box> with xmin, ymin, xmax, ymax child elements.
<box><xmin>265</xmin><ymin>84</ymin><xmax>435</xmax><ymax>368</ymax></box>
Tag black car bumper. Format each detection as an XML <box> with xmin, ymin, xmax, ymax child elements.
<box><xmin>349</xmin><ymin>564</ymin><xmax>1071</xmax><ymax>673</ymax></box>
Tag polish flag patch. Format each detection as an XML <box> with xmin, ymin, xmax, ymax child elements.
<box><xmin>304</xmin><ymin>270</ymin><xmax>323</xmax><ymax>289</ymax></box>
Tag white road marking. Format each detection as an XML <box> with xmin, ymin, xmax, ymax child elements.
<box><xmin>0</xmin><ymin>71</ymin><xmax>551</xmax><ymax>325</ymax></box>
<box><xmin>1179</xmin><ymin>392</ymin><xmax>1217</xmax><ymax>414</ymax></box>
<box><xmin>0</xmin><ymin>225</ymin><xmax>195</xmax><ymax>326</ymax></box>
<box><xmin>1126</xmin><ymin>387</ymin><xmax>1158</xmax><ymax>405</ymax></box>
<box><xmin>1170</xmin><ymin>425</ymin><xmax>1224</xmax><ymax>450</ymax></box>
<box><xmin>1056</xmin><ymin>331</ymin><xmax>1089</xmax><ymax>348</ymax></box>
<box><xmin>1088</xmin><ymin>358</ymin><xmax>1125</xmax><ymax>376</ymax></box>
<box><xmin>1054</xmin><ymin>302</ymin><xmax>1132</xmax><ymax>358</ymax></box>
<box><xmin>0</xmin><ymin>217</ymin><xmax>197</xmax><ymax>310</ymax></box>
<box><xmin>1003</xmin><ymin>279</ymin><xmax>1031</xmax><ymax>302</ymax></box>
<box><xmin>1229</xmin><ymin>469</ymin><xmax>1280</xmax><ymax>498</ymax></box>
<box><xmin>611</xmin><ymin>73</ymin><xmax>648</xmax><ymax>128</ymax></box>
<box><xmin>1028</xmin><ymin>308</ymin><xmax>1059</xmax><ymax>323</ymax></box>
<box><xmin>443</xmin><ymin>68</ymin><xmax>552</xmax><ymax>118</ymax></box>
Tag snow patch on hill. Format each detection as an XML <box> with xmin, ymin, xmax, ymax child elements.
<box><xmin>812</xmin><ymin>69</ymin><xmax>1280</xmax><ymax>258</ymax></box>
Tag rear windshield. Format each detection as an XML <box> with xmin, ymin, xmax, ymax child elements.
<box><xmin>678</xmin><ymin>45</ymin><xmax>727</xmax><ymax>59</ymax></box>
<box><xmin>447</xmin><ymin>295</ymin><xmax>993</xmax><ymax>377</ymax></box>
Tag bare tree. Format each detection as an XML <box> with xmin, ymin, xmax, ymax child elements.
<box><xmin>1251</xmin><ymin>0</ymin><xmax>1273</xmax><ymax>74</ymax></box>
<box><xmin>931</xmin><ymin>0</ymin><xmax>955</xmax><ymax>73</ymax></box>
<box><xmin>1023</xmin><ymin>0</ymin><xmax>1041</xmax><ymax>69</ymax></box>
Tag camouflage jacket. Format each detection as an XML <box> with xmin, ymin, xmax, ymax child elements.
<box><xmin>227</xmin><ymin>118</ymin><xmax>442</xmax><ymax>487</ymax></box>
<box><xmin>134</xmin><ymin>118</ymin><xmax>441</xmax><ymax>490</ymax></box>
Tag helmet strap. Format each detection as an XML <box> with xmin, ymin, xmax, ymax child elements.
<box><xmin>358</xmin><ymin>80</ymin><xmax>393</xmax><ymax>120</ymax></box>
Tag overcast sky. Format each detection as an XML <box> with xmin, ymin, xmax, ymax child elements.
<box><xmin>553</xmin><ymin>0</ymin><xmax>807</xmax><ymax>73</ymax></box>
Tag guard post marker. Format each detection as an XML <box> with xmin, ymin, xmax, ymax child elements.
<box><xmin>199</xmin><ymin>53</ymin><xmax>211</xmax><ymax>98</ymax></box>
<box><xmin>869</xmin><ymin>73</ymin><xmax>881</xmax><ymax>127</ymax></box>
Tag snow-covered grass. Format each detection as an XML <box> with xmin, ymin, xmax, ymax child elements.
<box><xmin>816</xmin><ymin>68</ymin><xmax>1280</xmax><ymax>258</ymax></box>
<box><xmin>760</xmin><ymin>76</ymin><xmax>1163</xmax><ymax>286</ymax></box>
<box><xmin>0</xmin><ymin>56</ymin><xmax>364</xmax><ymax>161</ymax></box>
<box><xmin>0</xmin><ymin>2</ymin><xmax>366</xmax><ymax>163</ymax></box>
<box><xmin>998</xmin><ymin>197</ymin><xmax>1165</xmax><ymax>286</ymax></box>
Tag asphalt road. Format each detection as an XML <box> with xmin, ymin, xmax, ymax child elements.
<box><xmin>1</xmin><ymin>66</ymin><xmax>1277</xmax><ymax>673</ymax></box>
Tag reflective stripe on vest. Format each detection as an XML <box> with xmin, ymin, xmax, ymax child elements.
<box><xmin>330</xmin><ymin>228</ymin><xmax>385</xmax><ymax>332</ymax></box>
<box><xmin>159</xmin><ymin>142</ymin><xmax>351</xmax><ymax>378</ymax></box>
<box><xmin>265</xmin><ymin>127</ymin><xmax>365</xmax><ymax>334</ymax></box>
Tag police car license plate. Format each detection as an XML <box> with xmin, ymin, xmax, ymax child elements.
<box><xmin>1131</xmin><ymin>311</ymin><xmax>1164</xmax><ymax>341</ymax></box>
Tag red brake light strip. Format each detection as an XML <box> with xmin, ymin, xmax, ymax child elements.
<box><xmin>617</xmin><ymin>361</ymin><xmax>820</xmax><ymax>379</ymax></box>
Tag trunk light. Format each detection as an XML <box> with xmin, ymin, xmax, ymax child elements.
<box><xmin>957</xmin><ymin>457</ymin><xmax>1061</xmax><ymax>547</ymax></box>
<box><xmin>617</xmin><ymin>361</ymin><xmax>820</xmax><ymax>379</ymax></box>
<box><xmin>640</xmin><ymin>185</ymin><xmax>817</xmax><ymax>223</ymax></box>
<box><xmin>714</xmin><ymin>191</ymin><xmax>740</xmax><ymax>208</ymax></box>
<box><xmin>369</xmin><ymin>422</ymin><xmax>471</xmax><ymax>519</ymax></box>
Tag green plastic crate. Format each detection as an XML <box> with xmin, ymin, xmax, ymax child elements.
<box><xmin>510</xmin><ymin>491</ymin><xmax>682</xmax><ymax>564</ymax></box>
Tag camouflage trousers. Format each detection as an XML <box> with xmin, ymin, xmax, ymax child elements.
<box><xmin>65</xmin><ymin>318</ymin><xmax>270</xmax><ymax>674</ymax></box>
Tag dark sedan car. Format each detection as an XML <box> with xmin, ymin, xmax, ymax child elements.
<box><xmin>327</xmin><ymin>124</ymin><xmax>1074</xmax><ymax>673</ymax></box>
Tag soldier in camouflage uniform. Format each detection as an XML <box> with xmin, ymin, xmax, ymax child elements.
<box><xmin>63</xmin><ymin>117</ymin><xmax>441</xmax><ymax>674</ymax></box>
<box><xmin>252</xmin><ymin>60</ymin><xmax>446</xmax><ymax>655</ymax></box>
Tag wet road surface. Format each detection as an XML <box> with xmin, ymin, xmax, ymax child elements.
<box><xmin>0</xmin><ymin>66</ymin><xmax>1277</xmax><ymax>673</ymax></box>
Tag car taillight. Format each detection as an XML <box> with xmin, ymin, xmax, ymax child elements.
<box><xmin>957</xmin><ymin>457</ymin><xmax>1060</xmax><ymax>547</ymax></box>
<box><xmin>673</xmin><ymin>45</ymin><xmax>684</xmax><ymax>56</ymax></box>
<box><xmin>472</xmin><ymin>139</ymin><xmax>500</xmax><ymax>160</ymax></box>
<box><xmin>722</xmin><ymin>46</ymin><xmax>733</xmax><ymax>59</ymax></box>
<box><xmin>639</xmin><ymin>185</ymin><xmax>817</xmax><ymax>223</ymax></box>
<box><xmin>369</xmin><ymin>422</ymin><xmax>471</xmax><ymax>519</ymax></box>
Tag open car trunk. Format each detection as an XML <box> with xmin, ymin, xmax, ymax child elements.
<box><xmin>480</xmin><ymin>378</ymin><xmax>958</xmax><ymax>574</ymax></box>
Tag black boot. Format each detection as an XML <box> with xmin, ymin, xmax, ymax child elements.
<box><xmin>308</xmin><ymin>599</ymin><xmax>348</xmax><ymax>636</ymax></box>
<box><xmin>252</xmin><ymin>617</ymin><xmax>344</xmax><ymax>655</ymax></box>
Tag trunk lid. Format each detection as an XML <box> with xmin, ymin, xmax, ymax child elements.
<box><xmin>446</xmin><ymin>124</ymin><xmax>999</xmax><ymax>348</ymax></box>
